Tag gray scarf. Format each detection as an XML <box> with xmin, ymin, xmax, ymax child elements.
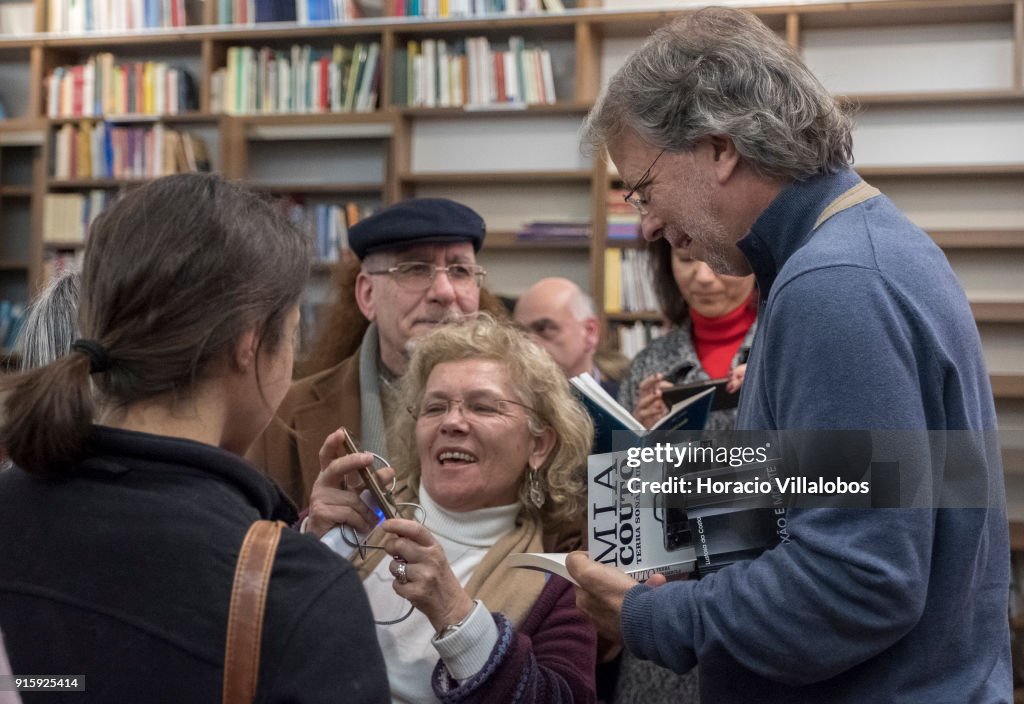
<box><xmin>357</xmin><ymin>322</ymin><xmax>390</xmax><ymax>458</ymax></box>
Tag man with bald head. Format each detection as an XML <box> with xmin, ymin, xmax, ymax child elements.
<box><xmin>514</xmin><ymin>277</ymin><xmax>618</xmax><ymax>397</ymax></box>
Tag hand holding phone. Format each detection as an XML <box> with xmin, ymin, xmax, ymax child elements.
<box><xmin>340</xmin><ymin>431</ymin><xmax>398</xmax><ymax>520</ymax></box>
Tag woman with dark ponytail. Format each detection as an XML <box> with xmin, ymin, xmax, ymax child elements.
<box><xmin>0</xmin><ymin>173</ymin><xmax>388</xmax><ymax>703</ymax></box>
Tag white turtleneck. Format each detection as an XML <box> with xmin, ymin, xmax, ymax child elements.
<box><xmin>363</xmin><ymin>485</ymin><xmax>519</xmax><ymax>703</ymax></box>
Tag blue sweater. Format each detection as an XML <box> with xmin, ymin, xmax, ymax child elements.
<box><xmin>620</xmin><ymin>169</ymin><xmax>1012</xmax><ymax>702</ymax></box>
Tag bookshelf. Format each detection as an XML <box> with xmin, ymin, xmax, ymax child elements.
<box><xmin>0</xmin><ymin>0</ymin><xmax>1020</xmax><ymax>691</ymax></box>
<box><xmin>0</xmin><ymin>120</ymin><xmax>42</xmax><ymax>356</ymax></box>
<box><xmin>0</xmin><ymin>0</ymin><xmax>1018</xmax><ymax>471</ymax></box>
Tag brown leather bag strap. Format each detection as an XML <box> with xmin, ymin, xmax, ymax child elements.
<box><xmin>223</xmin><ymin>519</ymin><xmax>286</xmax><ymax>704</ymax></box>
<box><xmin>813</xmin><ymin>180</ymin><xmax>881</xmax><ymax>231</ymax></box>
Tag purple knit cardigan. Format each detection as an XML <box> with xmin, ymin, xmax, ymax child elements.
<box><xmin>431</xmin><ymin>575</ymin><xmax>597</xmax><ymax>704</ymax></box>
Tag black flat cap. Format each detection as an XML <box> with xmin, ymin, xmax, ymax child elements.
<box><xmin>349</xmin><ymin>198</ymin><xmax>486</xmax><ymax>259</ymax></box>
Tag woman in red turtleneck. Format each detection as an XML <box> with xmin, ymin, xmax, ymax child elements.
<box><xmin>611</xmin><ymin>238</ymin><xmax>758</xmax><ymax>704</ymax></box>
<box><xmin>618</xmin><ymin>236</ymin><xmax>757</xmax><ymax>432</ymax></box>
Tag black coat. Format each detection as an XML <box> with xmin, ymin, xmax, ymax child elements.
<box><xmin>0</xmin><ymin>426</ymin><xmax>389</xmax><ymax>703</ymax></box>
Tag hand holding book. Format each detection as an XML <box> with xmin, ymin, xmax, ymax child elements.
<box><xmin>564</xmin><ymin>552</ymin><xmax>669</xmax><ymax>648</ymax></box>
<box><xmin>569</xmin><ymin>372</ymin><xmax>714</xmax><ymax>454</ymax></box>
<box><xmin>633</xmin><ymin>372</ymin><xmax>675</xmax><ymax>430</ymax></box>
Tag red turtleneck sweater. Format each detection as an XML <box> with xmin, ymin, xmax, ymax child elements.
<box><xmin>689</xmin><ymin>295</ymin><xmax>757</xmax><ymax>378</ymax></box>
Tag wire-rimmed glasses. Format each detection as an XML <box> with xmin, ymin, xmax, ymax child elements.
<box><xmin>622</xmin><ymin>148</ymin><xmax>667</xmax><ymax>216</ymax></box>
<box><xmin>365</xmin><ymin>262</ymin><xmax>487</xmax><ymax>292</ymax></box>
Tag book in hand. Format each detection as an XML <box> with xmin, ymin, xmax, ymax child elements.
<box><xmin>570</xmin><ymin>372</ymin><xmax>714</xmax><ymax>454</ymax></box>
<box><xmin>505</xmin><ymin>447</ymin><xmax>785</xmax><ymax>583</ymax></box>
<box><xmin>662</xmin><ymin>377</ymin><xmax>740</xmax><ymax>413</ymax></box>
<box><xmin>589</xmin><ymin>448</ymin><xmax>786</xmax><ymax>580</ymax></box>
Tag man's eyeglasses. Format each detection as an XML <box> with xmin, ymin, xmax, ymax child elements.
<box><xmin>410</xmin><ymin>396</ymin><xmax>537</xmax><ymax>423</ymax></box>
<box><xmin>623</xmin><ymin>148</ymin><xmax>667</xmax><ymax>216</ymax></box>
<box><xmin>365</xmin><ymin>262</ymin><xmax>487</xmax><ymax>292</ymax></box>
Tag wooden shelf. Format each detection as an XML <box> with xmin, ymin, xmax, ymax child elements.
<box><xmin>397</xmin><ymin>102</ymin><xmax>592</xmax><ymax>119</ymax></box>
<box><xmin>49</xmin><ymin>112</ymin><xmax>219</xmax><ymax>125</ymax></box>
<box><xmin>249</xmin><ymin>182</ymin><xmax>385</xmax><ymax>195</ymax></box>
<box><xmin>992</xmin><ymin>374</ymin><xmax>1024</xmax><ymax>400</ymax></box>
<box><xmin>971</xmin><ymin>300</ymin><xmax>1024</xmax><ymax>323</ymax></box>
<box><xmin>606</xmin><ymin>311</ymin><xmax>664</xmax><ymax>323</ymax></box>
<box><xmin>0</xmin><ymin>260</ymin><xmax>29</xmax><ymax>271</ymax></box>
<box><xmin>1006</xmin><ymin>448</ymin><xmax>1024</xmax><ymax>476</ymax></box>
<box><xmin>0</xmin><ymin>185</ymin><xmax>32</xmax><ymax>197</ymax></box>
<box><xmin>0</xmin><ymin>121</ymin><xmax>45</xmax><ymax>146</ymax></box>
<box><xmin>237</xmin><ymin>111</ymin><xmax>394</xmax><ymax>126</ymax></box>
<box><xmin>42</xmin><ymin>240</ymin><xmax>85</xmax><ymax>250</ymax></box>
<box><xmin>928</xmin><ymin>230</ymin><xmax>1024</xmax><ymax>249</ymax></box>
<box><xmin>484</xmin><ymin>230</ymin><xmax>589</xmax><ymax>251</ymax></box>
<box><xmin>398</xmin><ymin>169</ymin><xmax>592</xmax><ymax>185</ymax></box>
<box><xmin>0</xmin><ymin>39</ymin><xmax>34</xmax><ymax>60</ymax></box>
<box><xmin>241</xmin><ymin>112</ymin><xmax>396</xmax><ymax>141</ymax></box>
<box><xmin>858</xmin><ymin>164</ymin><xmax>1024</xmax><ymax>178</ymax></box>
<box><xmin>840</xmin><ymin>89</ymin><xmax>1024</xmax><ymax>107</ymax></box>
<box><xmin>605</xmin><ymin>238</ymin><xmax>644</xmax><ymax>249</ymax></box>
<box><xmin>1011</xmin><ymin>520</ymin><xmax>1024</xmax><ymax>552</ymax></box>
<box><xmin>48</xmin><ymin>178</ymin><xmax>147</xmax><ymax>188</ymax></box>
<box><xmin>42</xmin><ymin>31</ymin><xmax>205</xmax><ymax>49</ymax></box>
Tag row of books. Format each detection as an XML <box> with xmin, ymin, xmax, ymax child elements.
<box><xmin>46</xmin><ymin>0</ymin><xmax>572</xmax><ymax>35</ymax></box>
<box><xmin>219</xmin><ymin>0</ymin><xmax>569</xmax><ymax>25</ymax></box>
<box><xmin>216</xmin><ymin>0</ymin><xmax>365</xmax><ymax>24</ymax></box>
<box><xmin>52</xmin><ymin>122</ymin><xmax>211</xmax><ymax>180</ymax></box>
<box><xmin>604</xmin><ymin>247</ymin><xmax>658</xmax><ymax>314</ymax></box>
<box><xmin>47</xmin><ymin>55</ymin><xmax>198</xmax><ymax>118</ymax></box>
<box><xmin>48</xmin><ymin>0</ymin><xmax>201</xmax><ymax>33</ymax></box>
<box><xmin>392</xmin><ymin>0</ymin><xmax>567</xmax><ymax>18</ymax></box>
<box><xmin>211</xmin><ymin>43</ymin><xmax>380</xmax><ymax>115</ymax></box>
<box><xmin>277</xmin><ymin>197</ymin><xmax>374</xmax><ymax>262</ymax></box>
<box><xmin>607</xmin><ymin>188</ymin><xmax>641</xmax><ymax>241</ymax></box>
<box><xmin>394</xmin><ymin>36</ymin><xmax>556</xmax><ymax>108</ymax></box>
<box><xmin>43</xmin><ymin>190</ymin><xmax>116</xmax><ymax>244</ymax></box>
<box><xmin>515</xmin><ymin>220</ymin><xmax>589</xmax><ymax>243</ymax></box>
<box><xmin>0</xmin><ymin>300</ymin><xmax>26</xmax><ymax>352</ymax></box>
<box><xmin>613</xmin><ymin>319</ymin><xmax>667</xmax><ymax>360</ymax></box>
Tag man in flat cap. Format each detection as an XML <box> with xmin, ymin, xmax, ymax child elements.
<box><xmin>249</xmin><ymin>198</ymin><xmax>490</xmax><ymax>509</ymax></box>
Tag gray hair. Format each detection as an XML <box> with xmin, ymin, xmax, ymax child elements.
<box><xmin>15</xmin><ymin>270</ymin><xmax>81</xmax><ymax>371</ymax></box>
<box><xmin>583</xmin><ymin>7</ymin><xmax>854</xmax><ymax>180</ymax></box>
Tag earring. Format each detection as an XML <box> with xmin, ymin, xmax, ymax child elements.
<box><xmin>528</xmin><ymin>467</ymin><xmax>545</xmax><ymax>509</ymax></box>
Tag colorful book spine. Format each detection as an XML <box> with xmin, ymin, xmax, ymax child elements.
<box><xmin>399</xmin><ymin>35</ymin><xmax>556</xmax><ymax>108</ymax></box>
<box><xmin>51</xmin><ymin>122</ymin><xmax>211</xmax><ymax>181</ymax></box>
<box><xmin>46</xmin><ymin>55</ymin><xmax>197</xmax><ymax>118</ymax></box>
<box><xmin>48</xmin><ymin>0</ymin><xmax>193</xmax><ymax>32</ymax></box>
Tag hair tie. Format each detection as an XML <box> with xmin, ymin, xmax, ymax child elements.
<box><xmin>71</xmin><ymin>339</ymin><xmax>112</xmax><ymax>374</ymax></box>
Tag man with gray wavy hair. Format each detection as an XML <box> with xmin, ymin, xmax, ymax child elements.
<box><xmin>567</xmin><ymin>7</ymin><xmax>1010</xmax><ymax>703</ymax></box>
